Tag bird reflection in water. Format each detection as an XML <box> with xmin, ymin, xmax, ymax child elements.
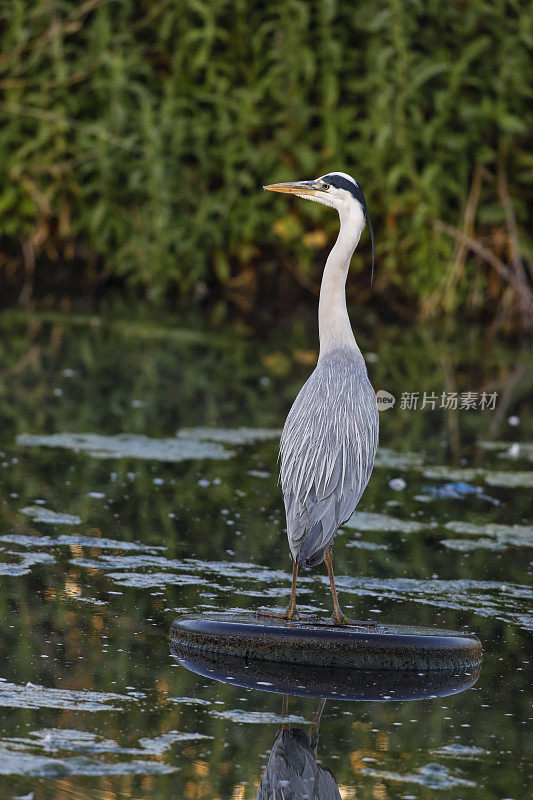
<box><xmin>257</xmin><ymin>696</ymin><xmax>340</xmax><ymax>800</ymax></box>
<box><xmin>170</xmin><ymin>641</ymin><xmax>481</xmax><ymax>798</ymax></box>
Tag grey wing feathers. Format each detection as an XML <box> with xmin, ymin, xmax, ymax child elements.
<box><xmin>280</xmin><ymin>348</ymin><xmax>378</xmax><ymax>566</ymax></box>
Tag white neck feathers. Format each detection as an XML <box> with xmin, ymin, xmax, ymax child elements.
<box><xmin>318</xmin><ymin>203</ymin><xmax>365</xmax><ymax>358</ymax></box>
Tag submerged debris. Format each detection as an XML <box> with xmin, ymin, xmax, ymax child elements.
<box><xmin>419</xmin><ymin>482</ymin><xmax>499</xmax><ymax>505</ymax></box>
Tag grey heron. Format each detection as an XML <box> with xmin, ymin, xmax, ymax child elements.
<box><xmin>264</xmin><ymin>172</ymin><xmax>378</xmax><ymax>624</ymax></box>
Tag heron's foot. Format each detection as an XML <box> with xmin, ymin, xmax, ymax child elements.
<box><xmin>328</xmin><ymin>614</ymin><xmax>378</xmax><ymax>628</ymax></box>
<box><xmin>257</xmin><ymin>605</ymin><xmax>301</xmax><ymax>622</ymax></box>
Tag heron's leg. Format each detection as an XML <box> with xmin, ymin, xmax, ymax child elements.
<box><xmin>257</xmin><ymin>562</ymin><xmax>299</xmax><ymax>620</ymax></box>
<box><xmin>324</xmin><ymin>546</ymin><xmax>346</xmax><ymax>624</ymax></box>
<box><xmin>281</xmin><ymin>694</ymin><xmax>289</xmax><ymax>717</ymax></box>
<box><xmin>324</xmin><ymin>546</ymin><xmax>377</xmax><ymax>627</ymax></box>
<box><xmin>309</xmin><ymin>698</ymin><xmax>326</xmax><ymax>751</ymax></box>
<box><xmin>286</xmin><ymin>561</ymin><xmax>298</xmax><ymax>619</ymax></box>
<box><xmin>280</xmin><ymin>694</ymin><xmax>290</xmax><ymax>730</ymax></box>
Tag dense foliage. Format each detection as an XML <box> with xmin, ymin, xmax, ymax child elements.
<box><xmin>0</xmin><ymin>1</ymin><xmax>531</xmax><ymax>327</ymax></box>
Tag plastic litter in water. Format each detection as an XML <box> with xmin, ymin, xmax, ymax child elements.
<box><xmin>419</xmin><ymin>482</ymin><xmax>499</xmax><ymax>505</ymax></box>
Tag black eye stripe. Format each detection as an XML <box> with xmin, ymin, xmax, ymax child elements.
<box><xmin>323</xmin><ymin>173</ymin><xmax>366</xmax><ymax>207</ymax></box>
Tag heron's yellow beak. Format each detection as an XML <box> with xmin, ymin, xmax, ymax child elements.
<box><xmin>263</xmin><ymin>180</ymin><xmax>319</xmax><ymax>196</ymax></box>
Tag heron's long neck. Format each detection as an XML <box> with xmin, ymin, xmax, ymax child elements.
<box><xmin>318</xmin><ymin>205</ymin><xmax>364</xmax><ymax>358</ymax></box>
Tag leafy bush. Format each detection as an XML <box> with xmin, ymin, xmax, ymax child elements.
<box><xmin>0</xmin><ymin>0</ymin><xmax>531</xmax><ymax>327</ymax></box>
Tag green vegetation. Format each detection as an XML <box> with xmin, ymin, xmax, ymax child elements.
<box><xmin>1</xmin><ymin>1</ymin><xmax>531</xmax><ymax>327</ymax></box>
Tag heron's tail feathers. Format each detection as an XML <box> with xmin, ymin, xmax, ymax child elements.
<box><xmin>292</xmin><ymin>521</ymin><xmax>331</xmax><ymax>567</ymax></box>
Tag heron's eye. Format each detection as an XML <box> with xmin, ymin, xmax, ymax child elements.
<box><xmin>322</xmin><ymin>183</ymin><xmax>330</xmax><ymax>190</ymax></box>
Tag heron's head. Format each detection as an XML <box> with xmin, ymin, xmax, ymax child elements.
<box><xmin>264</xmin><ymin>171</ymin><xmax>374</xmax><ymax>280</ymax></box>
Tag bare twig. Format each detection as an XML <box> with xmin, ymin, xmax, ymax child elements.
<box><xmin>421</xmin><ymin>166</ymin><xmax>483</xmax><ymax>319</ymax></box>
<box><xmin>483</xmin><ymin>362</ymin><xmax>526</xmax><ymax>442</ymax></box>
<box><xmin>444</xmin><ymin>165</ymin><xmax>482</xmax><ymax>313</ymax></box>
<box><xmin>496</xmin><ymin>160</ymin><xmax>530</xmax><ymax>324</ymax></box>
<box><xmin>19</xmin><ymin>240</ymin><xmax>35</xmax><ymax>307</ymax></box>
<box><xmin>434</xmin><ymin>220</ymin><xmax>533</xmax><ymax>320</ymax></box>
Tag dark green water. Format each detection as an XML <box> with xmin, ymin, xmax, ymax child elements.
<box><xmin>0</xmin><ymin>310</ymin><xmax>531</xmax><ymax>799</ymax></box>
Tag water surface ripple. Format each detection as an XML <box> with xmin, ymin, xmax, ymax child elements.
<box><xmin>0</xmin><ymin>315</ymin><xmax>530</xmax><ymax>799</ymax></box>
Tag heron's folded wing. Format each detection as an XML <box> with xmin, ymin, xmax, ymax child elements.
<box><xmin>283</xmin><ymin>437</ymin><xmax>370</xmax><ymax>563</ymax></box>
<box><xmin>280</xmin><ymin>358</ymin><xmax>378</xmax><ymax>563</ymax></box>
